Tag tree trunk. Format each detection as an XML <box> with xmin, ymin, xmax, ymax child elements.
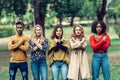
<box><xmin>97</xmin><ymin>0</ymin><xmax>107</xmax><ymax>21</ymax></box>
<box><xmin>33</xmin><ymin>0</ymin><xmax>46</xmax><ymax>36</ymax></box>
<box><xmin>70</xmin><ymin>16</ymin><xmax>74</xmax><ymax>26</ymax></box>
<box><xmin>59</xmin><ymin>17</ymin><xmax>62</xmax><ymax>25</ymax></box>
<box><xmin>113</xmin><ymin>13</ymin><xmax>117</xmax><ymax>24</ymax></box>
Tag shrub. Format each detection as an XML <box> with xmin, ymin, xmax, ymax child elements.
<box><xmin>0</xmin><ymin>26</ymin><xmax>15</xmax><ymax>38</ymax></box>
<box><xmin>114</xmin><ymin>26</ymin><xmax>120</xmax><ymax>38</ymax></box>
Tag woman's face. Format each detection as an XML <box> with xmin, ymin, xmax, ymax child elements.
<box><xmin>35</xmin><ymin>27</ymin><xmax>42</xmax><ymax>37</ymax></box>
<box><xmin>96</xmin><ymin>23</ymin><xmax>102</xmax><ymax>34</ymax></box>
<box><xmin>56</xmin><ymin>28</ymin><xmax>62</xmax><ymax>38</ymax></box>
<box><xmin>75</xmin><ymin>27</ymin><xmax>82</xmax><ymax>36</ymax></box>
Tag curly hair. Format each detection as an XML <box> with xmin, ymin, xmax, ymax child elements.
<box><xmin>51</xmin><ymin>25</ymin><xmax>63</xmax><ymax>39</ymax></box>
<box><xmin>71</xmin><ymin>25</ymin><xmax>85</xmax><ymax>41</ymax></box>
<box><xmin>91</xmin><ymin>21</ymin><xmax>106</xmax><ymax>34</ymax></box>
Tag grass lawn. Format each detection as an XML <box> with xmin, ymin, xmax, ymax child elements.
<box><xmin>0</xmin><ymin>26</ymin><xmax>120</xmax><ymax>52</ymax></box>
<box><xmin>0</xmin><ymin>26</ymin><xmax>120</xmax><ymax>80</ymax></box>
<box><xmin>0</xmin><ymin>51</ymin><xmax>120</xmax><ymax>80</ymax></box>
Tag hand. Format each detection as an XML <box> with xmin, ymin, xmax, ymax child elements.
<box><xmin>81</xmin><ymin>38</ymin><xmax>86</xmax><ymax>43</ymax></box>
<box><xmin>12</xmin><ymin>40</ymin><xmax>15</xmax><ymax>44</ymax></box>
<box><xmin>71</xmin><ymin>37</ymin><xmax>76</xmax><ymax>43</ymax></box>
<box><xmin>94</xmin><ymin>35</ymin><xmax>99</xmax><ymax>41</ymax></box>
<box><xmin>32</xmin><ymin>38</ymin><xmax>37</xmax><ymax>44</ymax></box>
<box><xmin>40</xmin><ymin>39</ymin><xmax>44</xmax><ymax>44</ymax></box>
<box><xmin>21</xmin><ymin>39</ymin><xmax>25</xmax><ymax>45</ymax></box>
<box><xmin>54</xmin><ymin>38</ymin><xmax>58</xmax><ymax>43</ymax></box>
<box><xmin>61</xmin><ymin>37</ymin><xmax>65</xmax><ymax>42</ymax></box>
<box><xmin>33</xmin><ymin>46</ymin><xmax>38</xmax><ymax>51</ymax></box>
<box><xmin>103</xmin><ymin>36</ymin><xmax>106</xmax><ymax>42</ymax></box>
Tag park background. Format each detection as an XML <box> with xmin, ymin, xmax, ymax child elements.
<box><xmin>0</xmin><ymin>0</ymin><xmax>120</xmax><ymax>80</ymax></box>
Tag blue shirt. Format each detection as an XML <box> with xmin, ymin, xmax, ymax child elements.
<box><xmin>29</xmin><ymin>38</ymin><xmax>48</xmax><ymax>61</ymax></box>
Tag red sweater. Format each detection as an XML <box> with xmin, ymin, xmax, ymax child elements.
<box><xmin>90</xmin><ymin>34</ymin><xmax>110</xmax><ymax>53</ymax></box>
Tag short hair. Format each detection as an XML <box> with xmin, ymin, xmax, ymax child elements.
<box><xmin>91</xmin><ymin>21</ymin><xmax>106</xmax><ymax>34</ymax></box>
<box><xmin>51</xmin><ymin>25</ymin><xmax>63</xmax><ymax>39</ymax></box>
<box><xmin>16</xmin><ymin>21</ymin><xmax>24</xmax><ymax>27</ymax></box>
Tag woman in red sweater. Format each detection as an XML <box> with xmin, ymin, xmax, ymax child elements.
<box><xmin>90</xmin><ymin>21</ymin><xmax>110</xmax><ymax>80</ymax></box>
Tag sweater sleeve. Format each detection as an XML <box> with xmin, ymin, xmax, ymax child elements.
<box><xmin>70</xmin><ymin>39</ymin><xmax>82</xmax><ymax>49</ymax></box>
<box><xmin>70</xmin><ymin>38</ymin><xmax>86</xmax><ymax>49</ymax></box>
<box><xmin>29</xmin><ymin>40</ymin><xmax>35</xmax><ymax>53</ymax></box>
<box><xmin>101</xmin><ymin>35</ymin><xmax>110</xmax><ymax>51</ymax></box>
<box><xmin>90</xmin><ymin>35</ymin><xmax>104</xmax><ymax>51</ymax></box>
<box><xmin>8</xmin><ymin>37</ymin><xmax>22</xmax><ymax>50</ymax></box>
<box><xmin>40</xmin><ymin>39</ymin><xmax>48</xmax><ymax>53</ymax></box>
<box><xmin>19</xmin><ymin>37</ymin><xmax>29</xmax><ymax>51</ymax></box>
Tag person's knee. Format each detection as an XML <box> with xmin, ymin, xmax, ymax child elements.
<box><xmin>9</xmin><ymin>70</ymin><xmax>15</xmax><ymax>76</ymax></box>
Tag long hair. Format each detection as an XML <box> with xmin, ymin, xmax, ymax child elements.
<box><xmin>71</xmin><ymin>25</ymin><xmax>85</xmax><ymax>41</ymax></box>
<box><xmin>51</xmin><ymin>25</ymin><xmax>63</xmax><ymax>39</ymax></box>
<box><xmin>31</xmin><ymin>24</ymin><xmax>44</xmax><ymax>41</ymax></box>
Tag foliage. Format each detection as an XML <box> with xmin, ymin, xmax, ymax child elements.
<box><xmin>107</xmin><ymin>0</ymin><xmax>120</xmax><ymax>22</ymax></box>
<box><xmin>0</xmin><ymin>0</ymin><xmax>28</xmax><ymax>17</ymax></box>
<box><xmin>0</xmin><ymin>26</ymin><xmax>15</xmax><ymax>38</ymax></box>
<box><xmin>23</xmin><ymin>10</ymin><xmax>34</xmax><ymax>24</ymax></box>
<box><xmin>13</xmin><ymin>0</ymin><xmax>28</xmax><ymax>17</ymax></box>
<box><xmin>45</xmin><ymin>10</ymin><xmax>57</xmax><ymax>27</ymax></box>
<box><xmin>50</xmin><ymin>0</ymin><xmax>69</xmax><ymax>20</ymax></box>
<box><xmin>82</xmin><ymin>0</ymin><xmax>95</xmax><ymax>18</ymax></box>
<box><xmin>114</xmin><ymin>26</ymin><xmax>120</xmax><ymax>38</ymax></box>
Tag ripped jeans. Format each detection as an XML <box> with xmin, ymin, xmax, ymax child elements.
<box><xmin>9</xmin><ymin>62</ymin><xmax>28</xmax><ymax>80</ymax></box>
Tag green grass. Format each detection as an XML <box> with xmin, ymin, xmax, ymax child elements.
<box><xmin>0</xmin><ymin>26</ymin><xmax>120</xmax><ymax>52</ymax></box>
<box><xmin>0</xmin><ymin>26</ymin><xmax>120</xmax><ymax>80</ymax></box>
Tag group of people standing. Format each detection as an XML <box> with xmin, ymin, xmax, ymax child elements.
<box><xmin>8</xmin><ymin>20</ymin><xmax>111</xmax><ymax>80</ymax></box>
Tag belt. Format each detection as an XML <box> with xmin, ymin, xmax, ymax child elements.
<box><xmin>94</xmin><ymin>51</ymin><xmax>107</xmax><ymax>54</ymax></box>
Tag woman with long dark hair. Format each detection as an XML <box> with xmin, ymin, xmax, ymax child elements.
<box><xmin>48</xmin><ymin>25</ymin><xmax>69</xmax><ymax>80</ymax></box>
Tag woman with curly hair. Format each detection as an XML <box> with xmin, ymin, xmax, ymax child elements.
<box><xmin>90</xmin><ymin>21</ymin><xmax>111</xmax><ymax>80</ymax></box>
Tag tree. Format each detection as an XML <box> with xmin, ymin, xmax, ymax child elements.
<box><xmin>91</xmin><ymin>0</ymin><xmax>107</xmax><ymax>21</ymax></box>
<box><xmin>67</xmin><ymin>0</ymin><xmax>85</xmax><ymax>26</ymax></box>
<box><xmin>108</xmin><ymin>0</ymin><xmax>120</xmax><ymax>24</ymax></box>
<box><xmin>0</xmin><ymin>0</ymin><xmax>28</xmax><ymax>23</ymax></box>
<box><xmin>50</xmin><ymin>0</ymin><xmax>68</xmax><ymax>25</ymax></box>
<box><xmin>33</xmin><ymin>0</ymin><xmax>50</xmax><ymax>36</ymax></box>
<box><xmin>13</xmin><ymin>0</ymin><xmax>28</xmax><ymax>17</ymax></box>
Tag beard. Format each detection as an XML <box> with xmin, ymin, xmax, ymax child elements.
<box><xmin>17</xmin><ymin>30</ymin><xmax>23</xmax><ymax>35</ymax></box>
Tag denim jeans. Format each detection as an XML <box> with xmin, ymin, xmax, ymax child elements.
<box><xmin>31</xmin><ymin>60</ymin><xmax>48</xmax><ymax>80</ymax></box>
<box><xmin>9</xmin><ymin>62</ymin><xmax>28</xmax><ymax>80</ymax></box>
<box><xmin>51</xmin><ymin>61</ymin><xmax>68</xmax><ymax>80</ymax></box>
<box><xmin>92</xmin><ymin>53</ymin><xmax>110</xmax><ymax>80</ymax></box>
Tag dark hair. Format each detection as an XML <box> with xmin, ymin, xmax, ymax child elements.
<box><xmin>16</xmin><ymin>21</ymin><xmax>24</xmax><ymax>27</ymax></box>
<box><xmin>51</xmin><ymin>25</ymin><xmax>63</xmax><ymax>39</ymax></box>
<box><xmin>91</xmin><ymin>21</ymin><xmax>106</xmax><ymax>34</ymax></box>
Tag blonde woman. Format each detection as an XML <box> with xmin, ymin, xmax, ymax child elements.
<box><xmin>29</xmin><ymin>24</ymin><xmax>48</xmax><ymax>80</ymax></box>
<box><xmin>68</xmin><ymin>25</ymin><xmax>90</xmax><ymax>80</ymax></box>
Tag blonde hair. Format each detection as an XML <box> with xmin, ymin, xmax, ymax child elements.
<box><xmin>72</xmin><ymin>25</ymin><xmax>85</xmax><ymax>41</ymax></box>
<box><xmin>31</xmin><ymin>24</ymin><xmax>44</xmax><ymax>41</ymax></box>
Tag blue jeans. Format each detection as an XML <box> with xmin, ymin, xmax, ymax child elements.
<box><xmin>51</xmin><ymin>61</ymin><xmax>68</xmax><ymax>80</ymax></box>
<box><xmin>31</xmin><ymin>60</ymin><xmax>48</xmax><ymax>80</ymax></box>
<box><xmin>92</xmin><ymin>53</ymin><xmax>110</xmax><ymax>80</ymax></box>
<box><xmin>9</xmin><ymin>62</ymin><xmax>28</xmax><ymax>80</ymax></box>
